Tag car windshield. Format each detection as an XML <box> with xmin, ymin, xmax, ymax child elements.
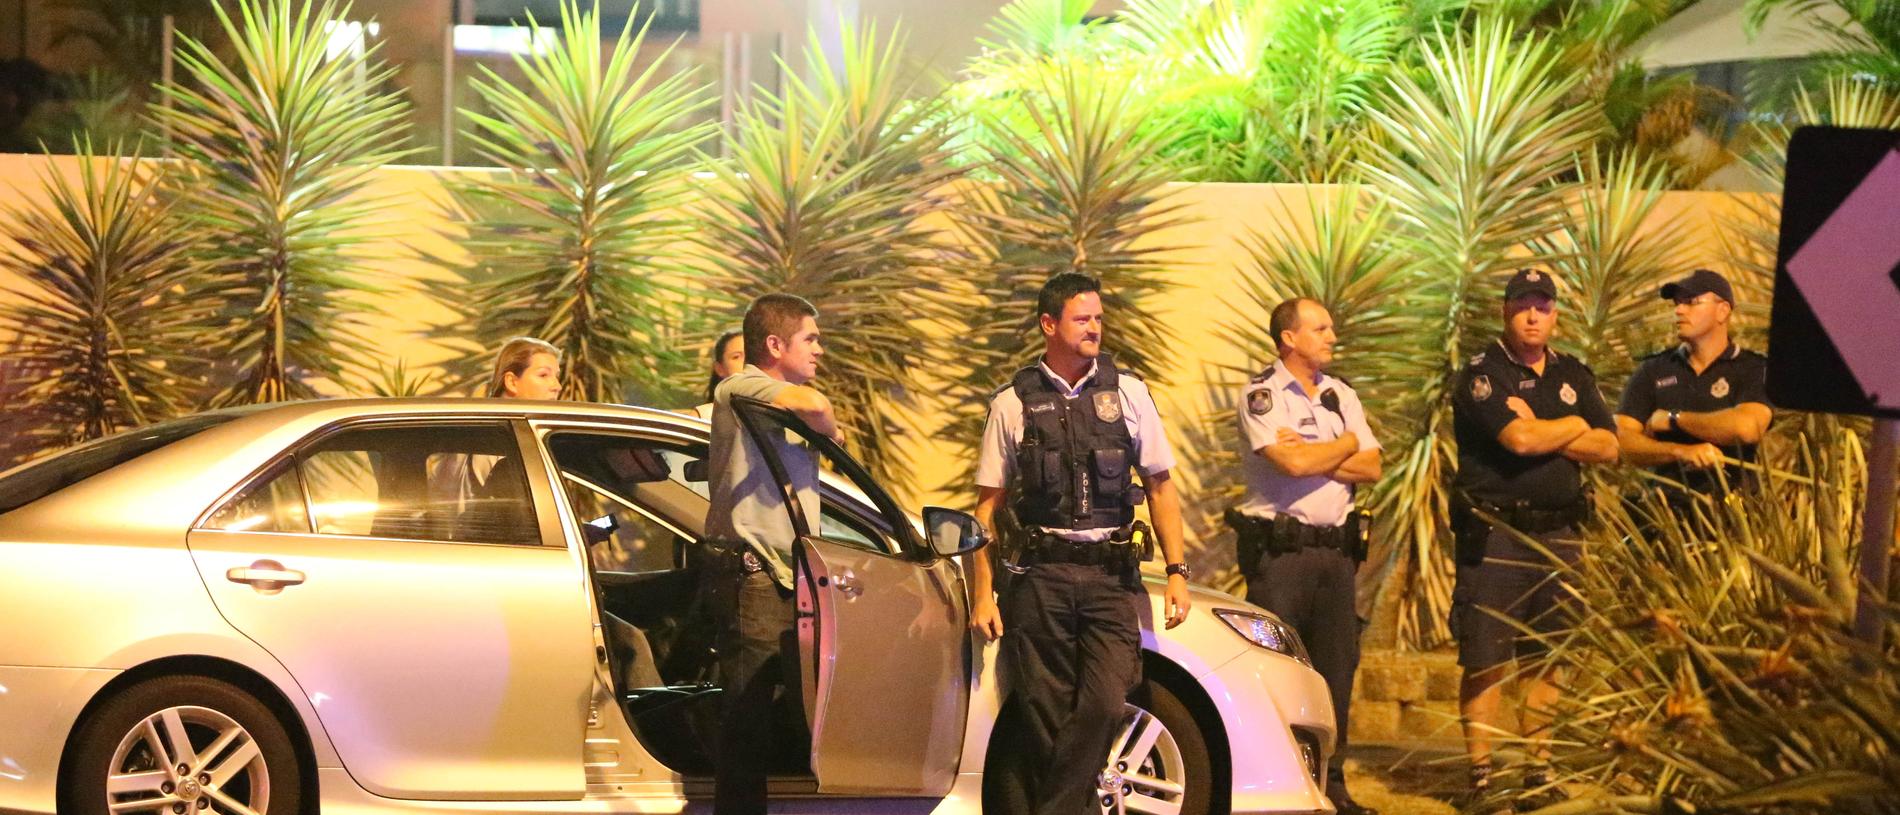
<box><xmin>0</xmin><ymin>413</ymin><xmax>240</xmax><ymax>515</ymax></box>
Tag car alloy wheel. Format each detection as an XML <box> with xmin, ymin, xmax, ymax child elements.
<box><xmin>66</xmin><ymin>676</ymin><xmax>300</xmax><ymax>815</ymax></box>
<box><xmin>106</xmin><ymin>705</ymin><xmax>271</xmax><ymax>814</ymax></box>
<box><xmin>1098</xmin><ymin>701</ymin><xmax>1188</xmax><ymax>815</ymax></box>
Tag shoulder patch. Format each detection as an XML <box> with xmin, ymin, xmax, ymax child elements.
<box><xmin>1471</xmin><ymin>374</ymin><xmax>1493</xmax><ymax>402</ymax></box>
<box><xmin>1247</xmin><ymin>387</ymin><xmax>1273</xmax><ymax>415</ymax></box>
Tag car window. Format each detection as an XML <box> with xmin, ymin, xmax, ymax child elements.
<box><xmin>292</xmin><ymin>422</ymin><xmax>540</xmax><ymax>545</ymax></box>
<box><xmin>545</xmin><ymin>432</ymin><xmax>709</xmax><ymax>569</ymax></box>
<box><xmin>203</xmin><ymin>459</ymin><xmax>310</xmax><ymax>534</ymax></box>
<box><xmin>819</xmin><ymin>499</ymin><xmax>891</xmax><ymax>552</ymax></box>
<box><xmin>728</xmin><ymin>399</ymin><xmax>919</xmax><ymax>555</ymax></box>
<box><xmin>0</xmin><ymin>413</ymin><xmax>240</xmax><ymax>515</ymax></box>
<box><xmin>566</xmin><ymin>479</ymin><xmax>688</xmax><ymax>573</ymax></box>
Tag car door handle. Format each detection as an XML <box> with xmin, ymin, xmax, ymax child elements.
<box><xmin>833</xmin><ymin>572</ymin><xmax>863</xmax><ymax>598</ymax></box>
<box><xmin>226</xmin><ymin>560</ymin><xmax>305</xmax><ymax>593</ymax></box>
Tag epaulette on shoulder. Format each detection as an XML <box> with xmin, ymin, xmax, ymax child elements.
<box><xmin>1467</xmin><ymin>351</ymin><xmax>1487</xmax><ymax>367</ymax></box>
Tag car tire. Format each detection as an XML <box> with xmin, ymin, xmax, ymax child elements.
<box><xmin>1104</xmin><ymin>681</ymin><xmax>1214</xmax><ymax>815</ymax></box>
<box><xmin>63</xmin><ymin>675</ymin><xmax>303</xmax><ymax>815</ymax></box>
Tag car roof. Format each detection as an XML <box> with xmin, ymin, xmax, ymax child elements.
<box><xmin>0</xmin><ymin>398</ymin><xmax>901</xmax><ymax>543</ymax></box>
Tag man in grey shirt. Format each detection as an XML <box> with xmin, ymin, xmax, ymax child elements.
<box><xmin>703</xmin><ymin>293</ymin><xmax>838</xmax><ymax>815</ymax></box>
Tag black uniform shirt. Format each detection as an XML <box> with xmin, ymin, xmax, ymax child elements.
<box><xmin>1616</xmin><ymin>342</ymin><xmax>1769</xmax><ymax>492</ymax></box>
<box><xmin>1452</xmin><ymin>340</ymin><xmax>1616</xmax><ymax>509</ymax></box>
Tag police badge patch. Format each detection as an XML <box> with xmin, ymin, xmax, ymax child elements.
<box><xmin>1247</xmin><ymin>388</ymin><xmax>1272</xmax><ymax>415</ymax></box>
<box><xmin>1094</xmin><ymin>391</ymin><xmax>1123</xmax><ymax>422</ymax></box>
<box><xmin>1711</xmin><ymin>377</ymin><xmax>1730</xmax><ymax>399</ymax></box>
<box><xmin>1560</xmin><ymin>382</ymin><xmax>1577</xmax><ymax>405</ymax></box>
<box><xmin>1471</xmin><ymin>375</ymin><xmax>1493</xmax><ymax>401</ymax></box>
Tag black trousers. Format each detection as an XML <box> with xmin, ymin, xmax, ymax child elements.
<box><xmin>709</xmin><ymin>568</ymin><xmax>798</xmax><ymax>815</ymax></box>
<box><xmin>1245</xmin><ymin>546</ymin><xmax>1360</xmax><ymax>779</ymax></box>
<box><xmin>993</xmin><ymin>563</ymin><xmax>1144</xmax><ymax>815</ymax></box>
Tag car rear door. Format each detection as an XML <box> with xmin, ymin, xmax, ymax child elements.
<box><xmin>185</xmin><ymin>418</ymin><xmax>595</xmax><ymax>800</ymax></box>
<box><xmin>729</xmin><ymin>398</ymin><xmax>968</xmax><ymax>796</ymax></box>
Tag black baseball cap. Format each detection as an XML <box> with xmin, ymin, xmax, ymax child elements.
<box><xmin>1503</xmin><ymin>268</ymin><xmax>1558</xmax><ymax>302</ymax></box>
<box><xmin>1660</xmin><ymin>269</ymin><xmax>1733</xmax><ymax>303</ymax></box>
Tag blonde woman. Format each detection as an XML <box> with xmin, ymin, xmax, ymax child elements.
<box><xmin>487</xmin><ymin>336</ymin><xmax>562</xmax><ymax>399</ymax></box>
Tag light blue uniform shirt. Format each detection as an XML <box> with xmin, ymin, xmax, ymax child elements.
<box><xmin>1236</xmin><ymin>360</ymin><xmax>1379</xmax><ymax>528</ymax></box>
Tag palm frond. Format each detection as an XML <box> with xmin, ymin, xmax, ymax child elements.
<box><xmin>691</xmin><ymin>21</ymin><xmax>969</xmax><ymax>496</ymax></box>
<box><xmin>151</xmin><ymin>0</ymin><xmax>415</xmax><ymax>405</ymax></box>
<box><xmin>1353</xmin><ymin>17</ymin><xmax>1604</xmax><ymax>648</ymax></box>
<box><xmin>1534</xmin><ymin>149</ymin><xmax>1692</xmax><ymax>389</ymax></box>
<box><xmin>0</xmin><ymin>137</ymin><xmax>206</xmax><ymax>453</ymax></box>
<box><xmin>455</xmin><ymin>0</ymin><xmax>714</xmax><ymax>404</ymax></box>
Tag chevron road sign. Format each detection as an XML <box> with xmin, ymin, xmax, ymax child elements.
<box><xmin>1770</xmin><ymin>126</ymin><xmax>1900</xmax><ymax>417</ymax></box>
<box><xmin>1771</xmin><ymin>126</ymin><xmax>1900</xmax><ymax>649</ymax></box>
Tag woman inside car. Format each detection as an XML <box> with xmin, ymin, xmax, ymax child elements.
<box><xmin>488</xmin><ymin>336</ymin><xmax>563</xmax><ymax>399</ymax></box>
<box><xmin>689</xmin><ymin>330</ymin><xmax>744</xmax><ymax>419</ymax></box>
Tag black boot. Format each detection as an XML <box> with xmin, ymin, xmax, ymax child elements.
<box><xmin>1322</xmin><ymin>782</ymin><xmax>1383</xmax><ymax>813</ymax></box>
<box><xmin>1326</xmin><ymin>776</ymin><xmax>1379</xmax><ymax>815</ymax></box>
<box><xmin>1459</xmin><ymin>761</ymin><xmax>1495</xmax><ymax>811</ymax></box>
<box><xmin>1512</xmin><ymin>767</ymin><xmax>1565</xmax><ymax>812</ymax></box>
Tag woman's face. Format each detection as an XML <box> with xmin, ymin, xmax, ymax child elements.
<box><xmin>504</xmin><ymin>352</ymin><xmax>562</xmax><ymax>400</ymax></box>
<box><xmin>713</xmin><ymin>335</ymin><xmax>746</xmax><ymax>379</ymax></box>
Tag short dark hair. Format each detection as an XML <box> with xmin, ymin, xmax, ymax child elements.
<box><xmin>1269</xmin><ymin>297</ymin><xmax>1319</xmax><ymax>351</ymax></box>
<box><xmin>1037</xmin><ymin>272</ymin><xmax>1101</xmax><ymax>322</ymax></box>
<box><xmin>743</xmin><ymin>294</ymin><xmax>818</xmax><ymax>366</ymax></box>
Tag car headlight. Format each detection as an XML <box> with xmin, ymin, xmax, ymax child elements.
<box><xmin>1213</xmin><ymin>608</ymin><xmax>1311</xmax><ymax>665</ymax></box>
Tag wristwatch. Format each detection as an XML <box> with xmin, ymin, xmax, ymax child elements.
<box><xmin>1668</xmin><ymin>410</ymin><xmax>1682</xmax><ymax>433</ymax></box>
<box><xmin>1165</xmin><ymin>562</ymin><xmax>1192</xmax><ymax>580</ymax></box>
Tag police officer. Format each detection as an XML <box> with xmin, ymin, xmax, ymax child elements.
<box><xmin>968</xmin><ymin>272</ymin><xmax>1193</xmax><ymax>815</ymax></box>
<box><xmin>1228</xmin><ymin>297</ymin><xmax>1381</xmax><ymax>815</ymax></box>
<box><xmin>1449</xmin><ymin>269</ymin><xmax>1619</xmax><ymax>803</ymax></box>
<box><xmin>703</xmin><ymin>293</ymin><xmax>839</xmax><ymax>815</ymax></box>
<box><xmin>1616</xmin><ymin>269</ymin><xmax>1772</xmax><ymax>499</ymax></box>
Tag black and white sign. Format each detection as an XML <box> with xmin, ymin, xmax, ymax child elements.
<box><xmin>1769</xmin><ymin>126</ymin><xmax>1900</xmax><ymax>418</ymax></box>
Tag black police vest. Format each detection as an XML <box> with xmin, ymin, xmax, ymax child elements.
<box><xmin>1009</xmin><ymin>357</ymin><xmax>1143</xmax><ymax>530</ymax></box>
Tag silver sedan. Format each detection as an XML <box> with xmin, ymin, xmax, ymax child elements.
<box><xmin>0</xmin><ymin>398</ymin><xmax>1337</xmax><ymax>815</ymax></box>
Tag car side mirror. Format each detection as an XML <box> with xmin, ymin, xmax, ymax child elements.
<box><xmin>922</xmin><ymin>506</ymin><xmax>989</xmax><ymax>558</ymax></box>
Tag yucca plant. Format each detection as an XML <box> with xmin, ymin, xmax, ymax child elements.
<box><xmin>1531</xmin><ymin>150</ymin><xmax>1690</xmax><ymax>390</ymax></box>
<box><xmin>152</xmin><ymin>0</ymin><xmax>413</xmax><ymax>405</ymax></box>
<box><xmin>455</xmin><ymin>0</ymin><xmax>712</xmax><ymax>404</ymax></box>
<box><xmin>1352</xmin><ymin>18</ymin><xmax>1604</xmax><ymax>648</ymax></box>
<box><xmin>691</xmin><ymin>22</ymin><xmax>968</xmax><ymax>495</ymax></box>
<box><xmin>1524</xmin><ymin>428</ymin><xmax>1899</xmax><ymax>814</ymax></box>
<box><xmin>0</xmin><ymin>138</ymin><xmax>205</xmax><ymax>457</ymax></box>
<box><xmin>940</xmin><ymin>61</ymin><xmax>1191</xmax><ymax>495</ymax></box>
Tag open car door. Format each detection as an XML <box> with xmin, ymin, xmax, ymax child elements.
<box><xmin>729</xmin><ymin>396</ymin><xmax>969</xmax><ymax>796</ymax></box>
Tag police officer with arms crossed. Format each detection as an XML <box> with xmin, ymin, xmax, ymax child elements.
<box><xmin>703</xmin><ymin>293</ymin><xmax>840</xmax><ymax>815</ymax></box>
<box><xmin>1615</xmin><ymin>269</ymin><xmax>1772</xmax><ymax>500</ymax></box>
<box><xmin>968</xmin><ymin>272</ymin><xmax>1194</xmax><ymax>815</ymax></box>
<box><xmin>1227</xmin><ymin>297</ymin><xmax>1381</xmax><ymax>815</ymax></box>
<box><xmin>1449</xmin><ymin>269</ymin><xmax>1619</xmax><ymax>805</ymax></box>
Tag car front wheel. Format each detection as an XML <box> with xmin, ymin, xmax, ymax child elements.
<box><xmin>64</xmin><ymin>675</ymin><xmax>302</xmax><ymax>815</ymax></box>
<box><xmin>1098</xmin><ymin>682</ymin><xmax>1212</xmax><ymax>815</ymax></box>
